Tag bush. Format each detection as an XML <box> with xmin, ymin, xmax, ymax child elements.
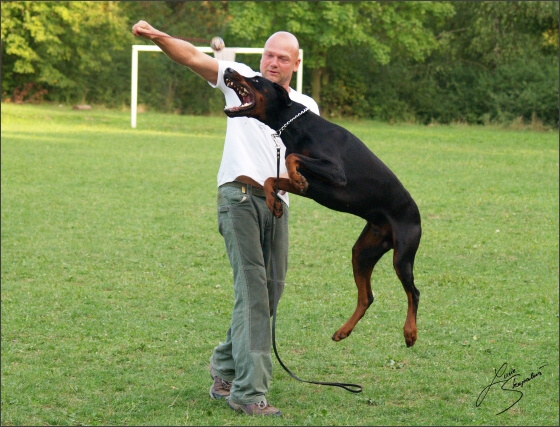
<box><xmin>480</xmin><ymin>56</ymin><xmax>558</xmax><ymax>126</ymax></box>
<box><xmin>322</xmin><ymin>45</ymin><xmax>558</xmax><ymax>127</ymax></box>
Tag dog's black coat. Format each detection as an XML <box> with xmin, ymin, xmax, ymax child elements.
<box><xmin>223</xmin><ymin>68</ymin><xmax>422</xmax><ymax>347</ymax></box>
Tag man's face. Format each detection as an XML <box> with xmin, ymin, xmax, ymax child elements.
<box><xmin>260</xmin><ymin>35</ymin><xmax>300</xmax><ymax>90</ymax></box>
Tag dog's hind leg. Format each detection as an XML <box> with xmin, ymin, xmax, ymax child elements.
<box><xmin>332</xmin><ymin>221</ymin><xmax>393</xmax><ymax>341</ymax></box>
<box><xmin>392</xmin><ymin>220</ymin><xmax>421</xmax><ymax>347</ymax></box>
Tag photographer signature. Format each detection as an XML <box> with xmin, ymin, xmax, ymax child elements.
<box><xmin>476</xmin><ymin>362</ymin><xmax>548</xmax><ymax>415</ymax></box>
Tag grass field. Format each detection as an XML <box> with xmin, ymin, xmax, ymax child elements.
<box><xmin>1</xmin><ymin>103</ymin><xmax>558</xmax><ymax>426</ymax></box>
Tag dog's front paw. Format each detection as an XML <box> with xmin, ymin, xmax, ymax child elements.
<box><xmin>264</xmin><ymin>178</ymin><xmax>282</xmax><ymax>217</ymax></box>
<box><xmin>265</xmin><ymin>194</ymin><xmax>283</xmax><ymax>218</ymax></box>
<box><xmin>291</xmin><ymin>174</ymin><xmax>308</xmax><ymax>193</ymax></box>
<box><xmin>272</xmin><ymin>197</ymin><xmax>284</xmax><ymax>218</ymax></box>
<box><xmin>266</xmin><ymin>196</ymin><xmax>284</xmax><ymax>218</ymax></box>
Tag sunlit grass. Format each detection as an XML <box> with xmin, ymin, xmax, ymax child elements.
<box><xmin>2</xmin><ymin>103</ymin><xmax>558</xmax><ymax>426</ymax></box>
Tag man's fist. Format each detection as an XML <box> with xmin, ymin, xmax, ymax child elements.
<box><xmin>132</xmin><ymin>21</ymin><xmax>162</xmax><ymax>39</ymax></box>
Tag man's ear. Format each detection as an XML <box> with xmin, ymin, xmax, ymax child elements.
<box><xmin>273</xmin><ymin>83</ymin><xmax>292</xmax><ymax>107</ymax></box>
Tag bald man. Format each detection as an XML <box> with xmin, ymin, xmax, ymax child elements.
<box><xmin>132</xmin><ymin>22</ymin><xmax>319</xmax><ymax>416</ymax></box>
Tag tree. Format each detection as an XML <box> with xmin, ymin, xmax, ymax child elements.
<box><xmin>226</xmin><ymin>1</ymin><xmax>454</xmax><ymax>105</ymax></box>
<box><xmin>120</xmin><ymin>1</ymin><xmax>231</xmax><ymax>114</ymax></box>
<box><xmin>1</xmin><ymin>1</ymin><xmax>132</xmax><ymax>103</ymax></box>
<box><xmin>2</xmin><ymin>1</ymin><xmax>556</xmax><ymax>125</ymax></box>
<box><xmin>441</xmin><ymin>1</ymin><xmax>558</xmax><ymax>68</ymax></box>
<box><xmin>420</xmin><ymin>1</ymin><xmax>559</xmax><ymax>125</ymax></box>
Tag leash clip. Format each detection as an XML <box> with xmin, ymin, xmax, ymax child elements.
<box><xmin>272</xmin><ymin>133</ymin><xmax>282</xmax><ymax>197</ymax></box>
<box><xmin>271</xmin><ymin>132</ymin><xmax>282</xmax><ymax>149</ymax></box>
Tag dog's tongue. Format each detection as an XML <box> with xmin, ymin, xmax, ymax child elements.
<box><xmin>225</xmin><ymin>94</ymin><xmax>254</xmax><ymax>113</ymax></box>
<box><xmin>225</xmin><ymin>102</ymin><xmax>250</xmax><ymax>113</ymax></box>
<box><xmin>242</xmin><ymin>93</ymin><xmax>252</xmax><ymax>105</ymax></box>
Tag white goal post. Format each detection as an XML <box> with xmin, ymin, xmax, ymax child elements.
<box><xmin>130</xmin><ymin>45</ymin><xmax>304</xmax><ymax>128</ymax></box>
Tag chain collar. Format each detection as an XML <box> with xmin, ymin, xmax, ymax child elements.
<box><xmin>272</xmin><ymin>107</ymin><xmax>310</xmax><ymax>147</ymax></box>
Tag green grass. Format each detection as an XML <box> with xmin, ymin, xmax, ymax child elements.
<box><xmin>1</xmin><ymin>103</ymin><xmax>558</xmax><ymax>426</ymax></box>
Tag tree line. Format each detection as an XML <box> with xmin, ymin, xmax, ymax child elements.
<box><xmin>2</xmin><ymin>1</ymin><xmax>558</xmax><ymax>127</ymax></box>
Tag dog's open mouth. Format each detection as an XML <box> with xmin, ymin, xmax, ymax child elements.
<box><xmin>224</xmin><ymin>77</ymin><xmax>255</xmax><ymax>115</ymax></box>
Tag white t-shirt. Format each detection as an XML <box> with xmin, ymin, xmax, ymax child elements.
<box><xmin>210</xmin><ymin>60</ymin><xmax>320</xmax><ymax>206</ymax></box>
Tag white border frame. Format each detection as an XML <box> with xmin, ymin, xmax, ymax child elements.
<box><xmin>130</xmin><ymin>45</ymin><xmax>304</xmax><ymax>128</ymax></box>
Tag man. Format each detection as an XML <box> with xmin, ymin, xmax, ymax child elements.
<box><xmin>132</xmin><ymin>21</ymin><xmax>319</xmax><ymax>416</ymax></box>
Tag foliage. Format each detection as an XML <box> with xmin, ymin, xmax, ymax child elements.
<box><xmin>227</xmin><ymin>1</ymin><xmax>454</xmax><ymax>103</ymax></box>
<box><xmin>321</xmin><ymin>1</ymin><xmax>558</xmax><ymax>126</ymax></box>
<box><xmin>120</xmin><ymin>1</ymin><xmax>230</xmax><ymax>114</ymax></box>
<box><xmin>447</xmin><ymin>1</ymin><xmax>559</xmax><ymax>68</ymax></box>
<box><xmin>1</xmin><ymin>1</ymin><xmax>133</xmax><ymax>105</ymax></box>
<box><xmin>2</xmin><ymin>104</ymin><xmax>559</xmax><ymax>425</ymax></box>
<box><xmin>1</xmin><ymin>1</ymin><xmax>557</xmax><ymax>126</ymax></box>
<box><xmin>326</xmin><ymin>51</ymin><xmax>558</xmax><ymax>126</ymax></box>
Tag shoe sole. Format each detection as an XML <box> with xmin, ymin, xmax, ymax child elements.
<box><xmin>227</xmin><ymin>398</ymin><xmax>242</xmax><ymax>412</ymax></box>
<box><xmin>210</xmin><ymin>389</ymin><xmax>228</xmax><ymax>400</ymax></box>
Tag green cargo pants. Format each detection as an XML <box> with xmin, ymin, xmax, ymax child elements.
<box><xmin>210</xmin><ymin>183</ymin><xmax>289</xmax><ymax>405</ymax></box>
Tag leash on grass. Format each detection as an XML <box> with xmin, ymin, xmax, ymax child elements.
<box><xmin>270</xmin><ymin>142</ymin><xmax>363</xmax><ymax>394</ymax></box>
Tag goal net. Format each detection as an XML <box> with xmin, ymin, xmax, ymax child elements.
<box><xmin>130</xmin><ymin>45</ymin><xmax>304</xmax><ymax>128</ymax></box>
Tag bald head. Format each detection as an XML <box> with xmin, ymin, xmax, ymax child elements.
<box><xmin>265</xmin><ymin>31</ymin><xmax>300</xmax><ymax>54</ymax></box>
<box><xmin>260</xmin><ymin>31</ymin><xmax>301</xmax><ymax>90</ymax></box>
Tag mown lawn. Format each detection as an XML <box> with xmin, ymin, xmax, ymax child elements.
<box><xmin>1</xmin><ymin>103</ymin><xmax>558</xmax><ymax>426</ymax></box>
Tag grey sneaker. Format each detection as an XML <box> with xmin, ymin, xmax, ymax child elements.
<box><xmin>227</xmin><ymin>398</ymin><xmax>282</xmax><ymax>416</ymax></box>
<box><xmin>209</xmin><ymin>365</ymin><xmax>232</xmax><ymax>400</ymax></box>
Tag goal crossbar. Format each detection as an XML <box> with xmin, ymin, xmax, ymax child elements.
<box><xmin>131</xmin><ymin>45</ymin><xmax>304</xmax><ymax>128</ymax></box>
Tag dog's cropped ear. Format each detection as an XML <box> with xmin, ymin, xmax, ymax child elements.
<box><xmin>273</xmin><ymin>83</ymin><xmax>292</xmax><ymax>107</ymax></box>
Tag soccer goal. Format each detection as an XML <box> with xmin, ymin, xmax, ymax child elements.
<box><xmin>130</xmin><ymin>45</ymin><xmax>304</xmax><ymax>128</ymax></box>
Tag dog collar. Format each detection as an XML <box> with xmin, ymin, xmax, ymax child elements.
<box><xmin>274</xmin><ymin>107</ymin><xmax>310</xmax><ymax>138</ymax></box>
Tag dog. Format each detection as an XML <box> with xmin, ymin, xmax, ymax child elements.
<box><xmin>223</xmin><ymin>68</ymin><xmax>422</xmax><ymax>347</ymax></box>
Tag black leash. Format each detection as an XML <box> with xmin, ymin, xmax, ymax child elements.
<box><xmin>270</xmin><ymin>142</ymin><xmax>363</xmax><ymax>394</ymax></box>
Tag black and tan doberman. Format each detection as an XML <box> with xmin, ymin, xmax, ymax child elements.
<box><xmin>223</xmin><ymin>68</ymin><xmax>422</xmax><ymax>347</ymax></box>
